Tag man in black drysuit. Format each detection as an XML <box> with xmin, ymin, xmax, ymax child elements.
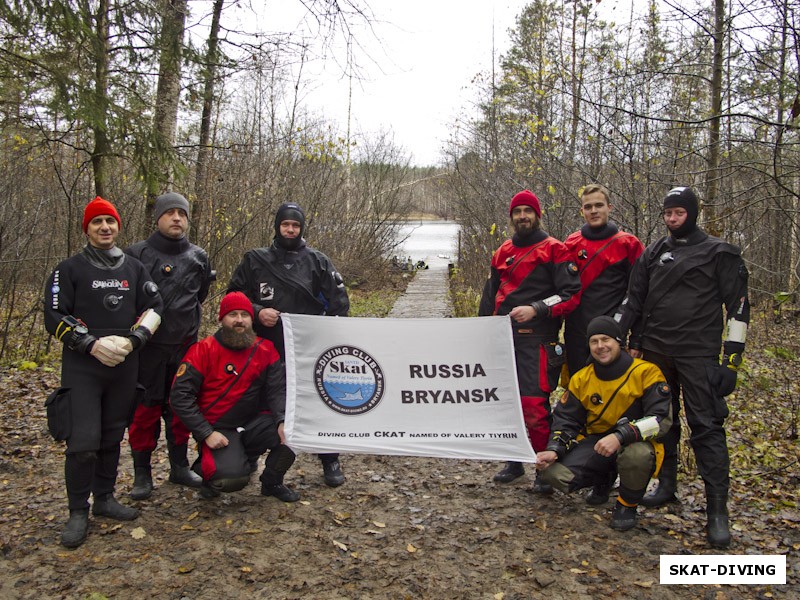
<box><xmin>44</xmin><ymin>197</ymin><xmax>162</xmax><ymax>548</ymax></box>
<box><xmin>615</xmin><ymin>186</ymin><xmax>750</xmax><ymax>548</ymax></box>
<box><xmin>227</xmin><ymin>202</ymin><xmax>350</xmax><ymax>487</ymax></box>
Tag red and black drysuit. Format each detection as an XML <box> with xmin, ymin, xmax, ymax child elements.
<box><xmin>615</xmin><ymin>228</ymin><xmax>750</xmax><ymax>496</ymax></box>
<box><xmin>44</xmin><ymin>247</ymin><xmax>162</xmax><ymax>510</ymax></box>
<box><xmin>170</xmin><ymin>332</ymin><xmax>295</xmax><ymax>492</ymax></box>
<box><xmin>125</xmin><ymin>232</ymin><xmax>213</xmax><ymax>462</ymax></box>
<box><xmin>564</xmin><ymin>222</ymin><xmax>643</xmax><ymax>376</ymax></box>
<box><xmin>227</xmin><ymin>240</ymin><xmax>349</xmax><ymax>467</ymax></box>
<box><xmin>478</xmin><ymin>229</ymin><xmax>581</xmax><ymax>451</ymax></box>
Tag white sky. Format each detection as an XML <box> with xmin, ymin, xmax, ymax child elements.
<box><xmin>248</xmin><ymin>0</ymin><xmax>640</xmax><ymax>167</ymax></box>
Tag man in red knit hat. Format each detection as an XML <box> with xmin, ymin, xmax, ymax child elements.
<box><xmin>170</xmin><ymin>291</ymin><xmax>299</xmax><ymax>502</ymax></box>
<box><xmin>44</xmin><ymin>196</ymin><xmax>162</xmax><ymax>548</ymax></box>
<box><xmin>479</xmin><ymin>190</ymin><xmax>580</xmax><ymax>492</ymax></box>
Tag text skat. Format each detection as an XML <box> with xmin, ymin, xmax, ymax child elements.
<box><xmin>409</xmin><ymin>363</ymin><xmax>487</xmax><ymax>378</ymax></box>
<box><xmin>401</xmin><ymin>388</ymin><xmax>499</xmax><ymax>403</ymax></box>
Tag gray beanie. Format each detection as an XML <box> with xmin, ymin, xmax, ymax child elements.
<box><xmin>154</xmin><ymin>192</ymin><xmax>190</xmax><ymax>221</ymax></box>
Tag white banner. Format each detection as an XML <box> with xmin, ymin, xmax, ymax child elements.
<box><xmin>283</xmin><ymin>314</ymin><xmax>536</xmax><ymax>462</ymax></box>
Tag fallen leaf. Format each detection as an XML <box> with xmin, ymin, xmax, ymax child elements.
<box><xmin>178</xmin><ymin>564</ymin><xmax>195</xmax><ymax>574</ymax></box>
<box><xmin>569</xmin><ymin>568</ymin><xmax>587</xmax><ymax>574</ymax></box>
<box><xmin>187</xmin><ymin>511</ymin><xmax>199</xmax><ymax>521</ymax></box>
<box><xmin>407</xmin><ymin>543</ymin><xmax>417</xmax><ymax>553</ymax></box>
<box><xmin>240</xmin><ymin>566</ymin><xmax>252</xmax><ymax>573</ymax></box>
<box><xmin>333</xmin><ymin>540</ymin><xmax>348</xmax><ymax>552</ymax></box>
<box><xmin>494</xmin><ymin>593</ymin><xmax>504</xmax><ymax>600</ymax></box>
<box><xmin>244</xmin><ymin>529</ymin><xmax>263</xmax><ymax>534</ymax></box>
<box><xmin>372</xmin><ymin>521</ymin><xmax>386</xmax><ymax>528</ymax></box>
<box><xmin>299</xmin><ymin>501</ymin><xmax>311</xmax><ymax>506</ymax></box>
<box><xmin>130</xmin><ymin>527</ymin><xmax>146</xmax><ymax>539</ymax></box>
<box><xmin>634</xmin><ymin>580</ymin><xmax>654</xmax><ymax>588</ymax></box>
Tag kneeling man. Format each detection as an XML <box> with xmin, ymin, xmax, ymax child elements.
<box><xmin>170</xmin><ymin>291</ymin><xmax>299</xmax><ymax>501</ymax></box>
<box><xmin>535</xmin><ymin>316</ymin><xmax>671</xmax><ymax>530</ymax></box>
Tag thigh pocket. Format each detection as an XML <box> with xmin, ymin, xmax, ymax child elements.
<box><xmin>45</xmin><ymin>387</ymin><xmax>72</xmax><ymax>441</ymax></box>
<box><xmin>544</xmin><ymin>342</ymin><xmax>566</xmax><ymax>392</ymax></box>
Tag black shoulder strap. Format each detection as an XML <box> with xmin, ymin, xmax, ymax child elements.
<box><xmin>201</xmin><ymin>339</ymin><xmax>265</xmax><ymax>416</ymax></box>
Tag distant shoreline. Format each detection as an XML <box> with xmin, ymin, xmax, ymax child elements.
<box><xmin>395</xmin><ymin>212</ymin><xmax>452</xmax><ymax>221</ymax></box>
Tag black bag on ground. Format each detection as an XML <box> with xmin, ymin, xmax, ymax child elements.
<box><xmin>44</xmin><ymin>387</ymin><xmax>71</xmax><ymax>441</ymax></box>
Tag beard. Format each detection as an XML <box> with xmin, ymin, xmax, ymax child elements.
<box><xmin>512</xmin><ymin>216</ymin><xmax>539</xmax><ymax>236</ymax></box>
<box><xmin>218</xmin><ymin>325</ymin><xmax>256</xmax><ymax>350</ymax></box>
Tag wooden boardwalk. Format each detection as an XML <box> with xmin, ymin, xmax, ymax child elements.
<box><xmin>387</xmin><ymin>259</ymin><xmax>453</xmax><ymax>318</ymax></box>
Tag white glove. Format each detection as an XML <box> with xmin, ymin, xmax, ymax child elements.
<box><xmin>106</xmin><ymin>335</ymin><xmax>133</xmax><ymax>356</ymax></box>
<box><xmin>90</xmin><ymin>336</ymin><xmax>128</xmax><ymax>367</ymax></box>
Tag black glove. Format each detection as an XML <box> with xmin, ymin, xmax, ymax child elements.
<box><xmin>710</xmin><ymin>364</ymin><xmax>738</xmax><ymax>396</ymax></box>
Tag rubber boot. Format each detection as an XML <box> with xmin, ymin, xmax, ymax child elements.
<box><xmin>61</xmin><ymin>508</ymin><xmax>89</xmax><ymax>548</ymax></box>
<box><xmin>92</xmin><ymin>494</ymin><xmax>139</xmax><ymax>521</ymax></box>
<box><xmin>640</xmin><ymin>458</ymin><xmax>678</xmax><ymax>507</ymax></box>
<box><xmin>706</xmin><ymin>495</ymin><xmax>731</xmax><ymax>548</ymax></box>
<box><xmin>168</xmin><ymin>443</ymin><xmax>202</xmax><ymax>488</ymax></box>
<box><xmin>130</xmin><ymin>451</ymin><xmax>153</xmax><ymax>500</ymax></box>
<box><xmin>610</xmin><ymin>501</ymin><xmax>638</xmax><ymax>531</ymax></box>
<box><xmin>493</xmin><ymin>461</ymin><xmax>525</xmax><ymax>483</ymax></box>
<box><xmin>261</xmin><ymin>445</ymin><xmax>300</xmax><ymax>502</ymax></box>
<box><xmin>322</xmin><ymin>459</ymin><xmax>345</xmax><ymax>487</ymax></box>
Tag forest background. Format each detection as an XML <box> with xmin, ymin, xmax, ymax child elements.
<box><xmin>0</xmin><ymin>1</ymin><xmax>798</xmax><ymax>595</ymax></box>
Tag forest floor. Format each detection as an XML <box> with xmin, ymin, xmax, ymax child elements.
<box><xmin>0</xmin><ymin>312</ymin><xmax>798</xmax><ymax>599</ymax></box>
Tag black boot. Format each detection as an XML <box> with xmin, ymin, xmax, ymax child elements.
<box><xmin>322</xmin><ymin>460</ymin><xmax>345</xmax><ymax>487</ymax></box>
<box><xmin>586</xmin><ymin>471</ymin><xmax>615</xmax><ymax>505</ymax></box>
<box><xmin>493</xmin><ymin>461</ymin><xmax>525</xmax><ymax>483</ymax></box>
<box><xmin>706</xmin><ymin>495</ymin><xmax>731</xmax><ymax>548</ymax></box>
<box><xmin>130</xmin><ymin>451</ymin><xmax>153</xmax><ymax>500</ymax></box>
<box><xmin>610</xmin><ymin>501</ymin><xmax>638</xmax><ymax>531</ymax></box>
<box><xmin>531</xmin><ymin>477</ymin><xmax>554</xmax><ymax>494</ymax></box>
<box><xmin>92</xmin><ymin>494</ymin><xmax>139</xmax><ymax>521</ymax></box>
<box><xmin>61</xmin><ymin>509</ymin><xmax>89</xmax><ymax>548</ymax></box>
<box><xmin>261</xmin><ymin>482</ymin><xmax>300</xmax><ymax>502</ymax></box>
<box><xmin>640</xmin><ymin>459</ymin><xmax>678</xmax><ymax>507</ymax></box>
<box><xmin>168</xmin><ymin>443</ymin><xmax>202</xmax><ymax>488</ymax></box>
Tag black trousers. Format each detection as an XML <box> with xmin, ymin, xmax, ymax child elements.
<box><xmin>60</xmin><ymin>351</ymin><xmax>139</xmax><ymax>509</ymax></box>
<box><xmin>643</xmin><ymin>351</ymin><xmax>730</xmax><ymax>495</ymax></box>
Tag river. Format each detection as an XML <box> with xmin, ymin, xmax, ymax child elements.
<box><xmin>394</xmin><ymin>220</ymin><xmax>459</xmax><ymax>268</ymax></box>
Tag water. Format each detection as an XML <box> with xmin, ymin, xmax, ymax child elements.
<box><xmin>394</xmin><ymin>221</ymin><xmax>459</xmax><ymax>268</ymax></box>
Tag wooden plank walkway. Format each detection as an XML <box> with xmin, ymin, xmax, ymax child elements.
<box><xmin>387</xmin><ymin>259</ymin><xmax>453</xmax><ymax>318</ymax></box>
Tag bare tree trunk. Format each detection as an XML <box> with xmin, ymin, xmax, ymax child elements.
<box><xmin>193</xmin><ymin>0</ymin><xmax>224</xmax><ymax>238</ymax></box>
<box><xmin>147</xmin><ymin>0</ymin><xmax>188</xmax><ymax>221</ymax></box>
<box><xmin>705</xmin><ymin>0</ymin><xmax>725</xmax><ymax>236</ymax></box>
<box><xmin>91</xmin><ymin>0</ymin><xmax>111</xmax><ymax>198</ymax></box>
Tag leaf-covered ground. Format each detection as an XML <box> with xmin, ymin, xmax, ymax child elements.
<box><xmin>0</xmin><ymin>314</ymin><xmax>798</xmax><ymax>599</ymax></box>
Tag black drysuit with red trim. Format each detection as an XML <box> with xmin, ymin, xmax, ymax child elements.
<box><xmin>564</xmin><ymin>222</ymin><xmax>643</xmax><ymax>375</ymax></box>
<box><xmin>615</xmin><ymin>228</ymin><xmax>750</xmax><ymax>495</ymax></box>
<box><xmin>125</xmin><ymin>232</ymin><xmax>213</xmax><ymax>454</ymax></box>
<box><xmin>170</xmin><ymin>332</ymin><xmax>293</xmax><ymax>490</ymax></box>
<box><xmin>44</xmin><ymin>247</ymin><xmax>162</xmax><ymax>509</ymax></box>
<box><xmin>478</xmin><ymin>229</ymin><xmax>581</xmax><ymax>452</ymax></box>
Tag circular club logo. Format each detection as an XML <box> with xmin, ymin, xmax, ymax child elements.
<box><xmin>314</xmin><ymin>345</ymin><xmax>384</xmax><ymax>415</ymax></box>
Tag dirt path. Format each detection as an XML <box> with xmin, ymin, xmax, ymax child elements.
<box><xmin>0</xmin><ymin>269</ymin><xmax>797</xmax><ymax>598</ymax></box>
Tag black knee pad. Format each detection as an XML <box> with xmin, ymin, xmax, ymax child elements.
<box><xmin>211</xmin><ymin>475</ymin><xmax>250</xmax><ymax>493</ymax></box>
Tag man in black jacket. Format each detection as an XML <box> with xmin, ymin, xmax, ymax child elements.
<box><xmin>228</xmin><ymin>202</ymin><xmax>350</xmax><ymax>487</ymax></box>
<box><xmin>125</xmin><ymin>192</ymin><xmax>214</xmax><ymax>499</ymax></box>
<box><xmin>615</xmin><ymin>186</ymin><xmax>750</xmax><ymax>548</ymax></box>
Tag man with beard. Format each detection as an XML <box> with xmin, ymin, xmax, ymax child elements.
<box><xmin>44</xmin><ymin>197</ymin><xmax>162</xmax><ymax>548</ymax></box>
<box><xmin>479</xmin><ymin>190</ymin><xmax>581</xmax><ymax>491</ymax></box>
<box><xmin>563</xmin><ymin>184</ymin><xmax>643</xmax><ymax>377</ymax></box>
<box><xmin>170</xmin><ymin>292</ymin><xmax>299</xmax><ymax>502</ymax></box>
<box><xmin>227</xmin><ymin>202</ymin><xmax>350</xmax><ymax>487</ymax></box>
<box><xmin>535</xmin><ymin>316</ymin><xmax>671</xmax><ymax>531</ymax></box>
<box><xmin>125</xmin><ymin>192</ymin><xmax>214</xmax><ymax>499</ymax></box>
<box><xmin>614</xmin><ymin>186</ymin><xmax>750</xmax><ymax>548</ymax></box>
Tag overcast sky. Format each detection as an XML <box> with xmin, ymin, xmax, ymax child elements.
<box><xmin>254</xmin><ymin>0</ymin><xmax>638</xmax><ymax>167</ymax></box>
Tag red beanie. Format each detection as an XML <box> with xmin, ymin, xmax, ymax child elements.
<box><xmin>218</xmin><ymin>291</ymin><xmax>254</xmax><ymax>320</ymax></box>
<box><xmin>82</xmin><ymin>196</ymin><xmax>122</xmax><ymax>233</ymax></box>
<box><xmin>509</xmin><ymin>190</ymin><xmax>541</xmax><ymax>218</ymax></box>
